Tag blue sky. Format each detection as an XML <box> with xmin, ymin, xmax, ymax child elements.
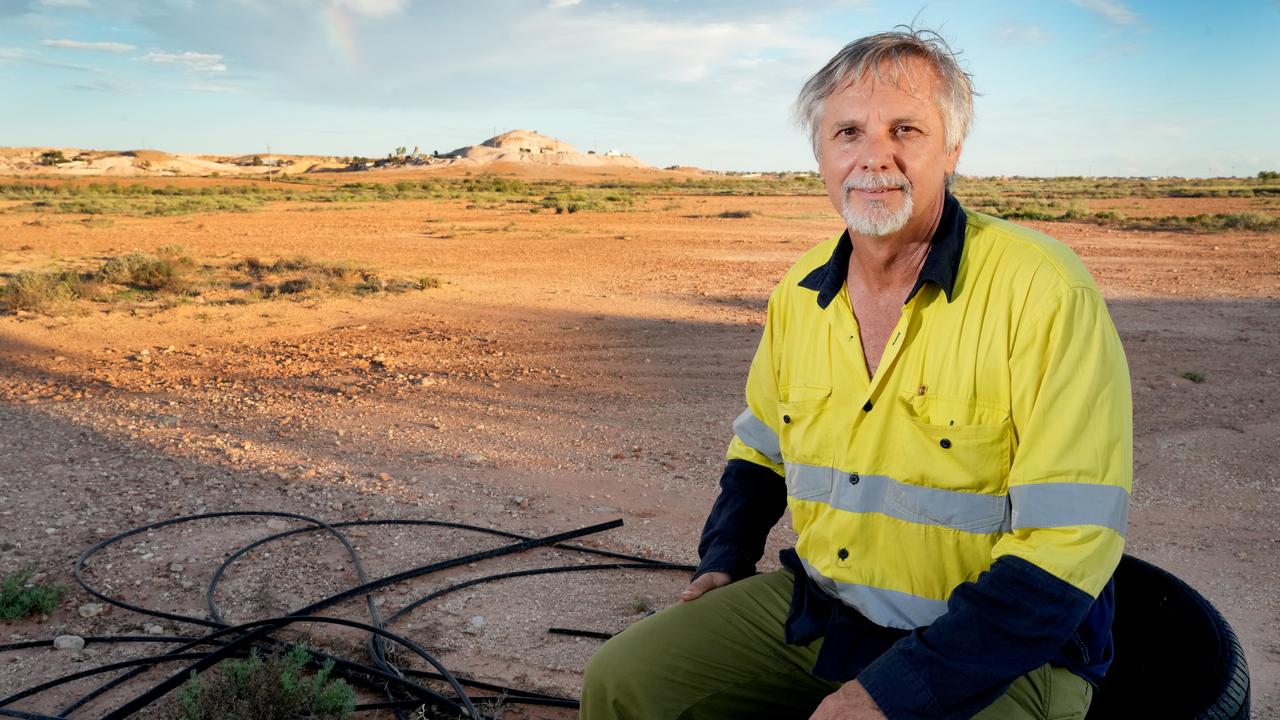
<box><xmin>1</xmin><ymin>0</ymin><xmax>1277</xmax><ymax>176</ymax></box>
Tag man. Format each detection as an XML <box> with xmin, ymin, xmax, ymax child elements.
<box><xmin>582</xmin><ymin>28</ymin><xmax>1131</xmax><ymax>720</ymax></box>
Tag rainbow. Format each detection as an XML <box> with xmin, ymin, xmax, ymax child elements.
<box><xmin>323</xmin><ymin>6</ymin><xmax>359</xmax><ymax>65</ymax></box>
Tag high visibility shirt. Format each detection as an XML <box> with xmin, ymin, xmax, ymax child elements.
<box><xmin>697</xmin><ymin>194</ymin><xmax>1132</xmax><ymax>719</ymax></box>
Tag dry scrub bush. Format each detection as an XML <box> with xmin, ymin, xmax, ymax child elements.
<box><xmin>99</xmin><ymin>246</ymin><xmax>198</xmax><ymax>293</ymax></box>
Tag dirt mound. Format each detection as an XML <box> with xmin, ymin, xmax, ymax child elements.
<box><xmin>444</xmin><ymin>129</ymin><xmax>649</xmax><ymax>169</ymax></box>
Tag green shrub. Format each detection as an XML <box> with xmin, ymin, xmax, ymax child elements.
<box><xmin>0</xmin><ymin>564</ymin><xmax>65</xmax><ymax>620</ymax></box>
<box><xmin>173</xmin><ymin>645</ymin><xmax>355</xmax><ymax>720</ymax></box>
<box><xmin>0</xmin><ymin>271</ymin><xmax>74</xmax><ymax>313</ymax></box>
<box><xmin>99</xmin><ymin>248</ymin><xmax>197</xmax><ymax>293</ymax></box>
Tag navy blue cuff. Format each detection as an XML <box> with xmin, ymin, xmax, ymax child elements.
<box><xmin>695</xmin><ymin>459</ymin><xmax>786</xmax><ymax>581</ymax></box>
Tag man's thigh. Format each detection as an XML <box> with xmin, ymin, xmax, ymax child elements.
<box><xmin>580</xmin><ymin>570</ymin><xmax>839</xmax><ymax>720</ymax></box>
<box><xmin>973</xmin><ymin>664</ymin><xmax>1094</xmax><ymax>720</ymax></box>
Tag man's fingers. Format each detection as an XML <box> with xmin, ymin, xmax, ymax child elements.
<box><xmin>678</xmin><ymin>572</ymin><xmax>731</xmax><ymax>602</ymax></box>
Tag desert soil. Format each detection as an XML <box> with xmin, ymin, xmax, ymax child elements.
<box><xmin>0</xmin><ymin>188</ymin><xmax>1277</xmax><ymax>718</ymax></box>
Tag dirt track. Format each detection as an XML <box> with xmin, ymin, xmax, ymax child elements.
<box><xmin>1</xmin><ymin>190</ymin><xmax>1278</xmax><ymax>717</ymax></box>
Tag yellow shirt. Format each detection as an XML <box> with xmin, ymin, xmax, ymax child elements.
<box><xmin>728</xmin><ymin>201</ymin><xmax>1132</xmax><ymax>630</ymax></box>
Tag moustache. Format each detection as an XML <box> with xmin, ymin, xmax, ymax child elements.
<box><xmin>842</xmin><ymin>174</ymin><xmax>913</xmax><ymax>193</ymax></box>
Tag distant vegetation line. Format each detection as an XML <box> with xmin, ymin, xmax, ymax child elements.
<box><xmin>1</xmin><ymin>175</ymin><xmax>1276</xmax><ymax>231</ymax></box>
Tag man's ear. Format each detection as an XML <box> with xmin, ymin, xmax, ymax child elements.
<box><xmin>945</xmin><ymin>141</ymin><xmax>963</xmax><ymax>175</ymax></box>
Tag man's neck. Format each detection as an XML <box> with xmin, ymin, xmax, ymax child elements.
<box><xmin>848</xmin><ymin>192</ymin><xmax>946</xmax><ymax>293</ymax></box>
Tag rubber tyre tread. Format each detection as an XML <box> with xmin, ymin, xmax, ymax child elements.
<box><xmin>1087</xmin><ymin>554</ymin><xmax>1250</xmax><ymax>720</ymax></box>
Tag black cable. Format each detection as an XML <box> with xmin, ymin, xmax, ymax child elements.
<box><xmin>97</xmin><ymin>520</ymin><xmax>625</xmax><ymax>719</ymax></box>
<box><xmin>1</xmin><ymin>513</ymin><xmax>689</xmax><ymax>719</ymax></box>
<box><xmin>548</xmin><ymin>628</ymin><xmax>614</xmax><ymax>640</ymax></box>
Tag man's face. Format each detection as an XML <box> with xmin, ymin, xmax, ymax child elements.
<box><xmin>815</xmin><ymin>57</ymin><xmax>961</xmax><ymax>239</ymax></box>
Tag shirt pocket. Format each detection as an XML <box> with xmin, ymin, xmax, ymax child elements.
<box><xmin>889</xmin><ymin>395</ymin><xmax>1012</xmax><ymax>529</ymax></box>
<box><xmin>777</xmin><ymin>385</ymin><xmax>833</xmax><ymax>501</ymax></box>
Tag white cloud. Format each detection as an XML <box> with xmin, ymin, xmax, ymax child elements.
<box><xmin>37</xmin><ymin>0</ymin><xmax>93</xmax><ymax>7</ymax></box>
<box><xmin>1069</xmin><ymin>0</ymin><xmax>1139</xmax><ymax>26</ymax></box>
<box><xmin>332</xmin><ymin>0</ymin><xmax>408</xmax><ymax>17</ymax></box>
<box><xmin>42</xmin><ymin>38</ymin><xmax>136</xmax><ymax>52</ymax></box>
<box><xmin>145</xmin><ymin>50</ymin><xmax>227</xmax><ymax>73</ymax></box>
<box><xmin>993</xmin><ymin>24</ymin><xmax>1048</xmax><ymax>45</ymax></box>
<box><xmin>548</xmin><ymin>0</ymin><xmax>582</xmax><ymax>7</ymax></box>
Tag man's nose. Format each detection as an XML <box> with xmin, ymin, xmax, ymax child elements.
<box><xmin>858</xmin><ymin>132</ymin><xmax>895</xmax><ymax>172</ymax></box>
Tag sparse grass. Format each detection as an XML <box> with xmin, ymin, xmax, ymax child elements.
<box><xmin>170</xmin><ymin>644</ymin><xmax>355</xmax><ymax>720</ymax></box>
<box><xmin>718</xmin><ymin>209</ymin><xmax>755</xmax><ymax>219</ymax></box>
<box><xmin>3</xmin><ymin>176</ymin><xmax>1276</xmax><ymax>227</ymax></box>
<box><xmin>630</xmin><ymin>596</ymin><xmax>654</xmax><ymax>615</ymax></box>
<box><xmin>0</xmin><ymin>564</ymin><xmax>65</xmax><ymax>621</ymax></box>
<box><xmin>1</xmin><ymin>248</ymin><xmax>439</xmax><ymax>316</ymax></box>
<box><xmin>1182</xmin><ymin>371</ymin><xmax>1206</xmax><ymax>383</ymax></box>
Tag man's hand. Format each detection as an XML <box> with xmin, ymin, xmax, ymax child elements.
<box><xmin>678</xmin><ymin>571</ymin><xmax>730</xmax><ymax>601</ymax></box>
<box><xmin>809</xmin><ymin>680</ymin><xmax>886</xmax><ymax>720</ymax></box>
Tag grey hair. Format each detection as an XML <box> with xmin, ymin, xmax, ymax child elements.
<box><xmin>794</xmin><ymin>28</ymin><xmax>975</xmax><ymax>158</ymax></box>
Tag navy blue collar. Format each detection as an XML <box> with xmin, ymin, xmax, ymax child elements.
<box><xmin>798</xmin><ymin>193</ymin><xmax>966</xmax><ymax>309</ymax></box>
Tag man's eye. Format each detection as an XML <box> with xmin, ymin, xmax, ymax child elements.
<box><xmin>837</xmin><ymin>128</ymin><xmax>858</xmax><ymax>138</ymax></box>
<box><xmin>895</xmin><ymin>126</ymin><xmax>919</xmax><ymax>135</ymax></box>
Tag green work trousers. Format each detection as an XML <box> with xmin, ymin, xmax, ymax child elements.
<box><xmin>581</xmin><ymin>570</ymin><xmax>1093</xmax><ymax>720</ymax></box>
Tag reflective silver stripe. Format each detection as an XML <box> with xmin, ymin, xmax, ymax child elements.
<box><xmin>785</xmin><ymin>462</ymin><xmax>834</xmax><ymax>500</ymax></box>
<box><xmin>1009</xmin><ymin>483</ymin><xmax>1129</xmax><ymax>534</ymax></box>
<box><xmin>787</xmin><ymin>463</ymin><xmax>1010</xmax><ymax>534</ymax></box>
<box><xmin>732</xmin><ymin>408</ymin><xmax>782</xmax><ymax>464</ymax></box>
<box><xmin>800</xmin><ymin>557</ymin><xmax>948</xmax><ymax>629</ymax></box>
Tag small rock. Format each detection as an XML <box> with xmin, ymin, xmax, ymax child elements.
<box><xmin>377</xmin><ymin>472</ymin><xmax>393</xmax><ymax>482</ymax></box>
<box><xmin>78</xmin><ymin>603</ymin><xmax>105</xmax><ymax>618</ymax></box>
<box><xmin>169</xmin><ymin>563</ymin><xmax>184</xmax><ymax>573</ymax></box>
<box><xmin>53</xmin><ymin>635</ymin><xmax>85</xmax><ymax>652</ymax></box>
<box><xmin>462</xmin><ymin>615</ymin><xmax>486</xmax><ymax>634</ymax></box>
<box><xmin>460</xmin><ymin>452</ymin><xmax>488</xmax><ymax>465</ymax></box>
<box><xmin>266</xmin><ymin>519</ymin><xmax>288</xmax><ymax>531</ymax></box>
<box><xmin>143</xmin><ymin>624</ymin><xmax>164</xmax><ymax>636</ymax></box>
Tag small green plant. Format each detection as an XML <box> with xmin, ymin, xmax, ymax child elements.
<box><xmin>630</xmin><ymin>596</ymin><xmax>653</xmax><ymax>615</ymax></box>
<box><xmin>416</xmin><ymin>276</ymin><xmax>441</xmax><ymax>290</ymax></box>
<box><xmin>718</xmin><ymin>209</ymin><xmax>755</xmax><ymax>219</ymax></box>
<box><xmin>173</xmin><ymin>644</ymin><xmax>355</xmax><ymax>720</ymax></box>
<box><xmin>0</xmin><ymin>564</ymin><xmax>65</xmax><ymax>620</ymax></box>
<box><xmin>1182</xmin><ymin>371</ymin><xmax>1205</xmax><ymax>383</ymax></box>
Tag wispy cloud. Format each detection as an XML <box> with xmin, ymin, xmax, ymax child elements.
<box><xmin>145</xmin><ymin>50</ymin><xmax>226</xmax><ymax>73</ymax></box>
<box><xmin>1069</xmin><ymin>0</ymin><xmax>1139</xmax><ymax>26</ymax></box>
<box><xmin>72</xmin><ymin>77</ymin><xmax>133</xmax><ymax>93</ymax></box>
<box><xmin>43</xmin><ymin>38</ymin><xmax>135</xmax><ymax>52</ymax></box>
<box><xmin>332</xmin><ymin>0</ymin><xmax>408</xmax><ymax>17</ymax></box>
<box><xmin>0</xmin><ymin>47</ymin><xmax>99</xmax><ymax>72</ymax></box>
<box><xmin>993</xmin><ymin>24</ymin><xmax>1049</xmax><ymax>45</ymax></box>
<box><xmin>37</xmin><ymin>0</ymin><xmax>93</xmax><ymax>8</ymax></box>
<box><xmin>548</xmin><ymin>0</ymin><xmax>582</xmax><ymax>8</ymax></box>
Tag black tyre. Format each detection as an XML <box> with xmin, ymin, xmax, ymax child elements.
<box><xmin>1087</xmin><ymin>554</ymin><xmax>1250</xmax><ymax>720</ymax></box>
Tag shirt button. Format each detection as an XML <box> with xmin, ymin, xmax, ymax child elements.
<box><xmin>862</xmin><ymin>400</ymin><xmax>873</xmax><ymax>412</ymax></box>
<box><xmin>837</xmin><ymin>548</ymin><xmax>849</xmax><ymax>560</ymax></box>
<box><xmin>782</xmin><ymin>414</ymin><xmax>791</xmax><ymax>424</ymax></box>
<box><xmin>940</xmin><ymin>438</ymin><xmax>952</xmax><ymax>449</ymax></box>
<box><xmin>848</xmin><ymin>473</ymin><xmax>860</xmax><ymax>486</ymax></box>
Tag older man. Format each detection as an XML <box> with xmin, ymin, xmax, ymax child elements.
<box><xmin>582</xmin><ymin>29</ymin><xmax>1131</xmax><ymax>720</ymax></box>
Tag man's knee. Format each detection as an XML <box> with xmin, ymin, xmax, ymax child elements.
<box><xmin>581</xmin><ymin>627</ymin><xmax>656</xmax><ymax>719</ymax></box>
